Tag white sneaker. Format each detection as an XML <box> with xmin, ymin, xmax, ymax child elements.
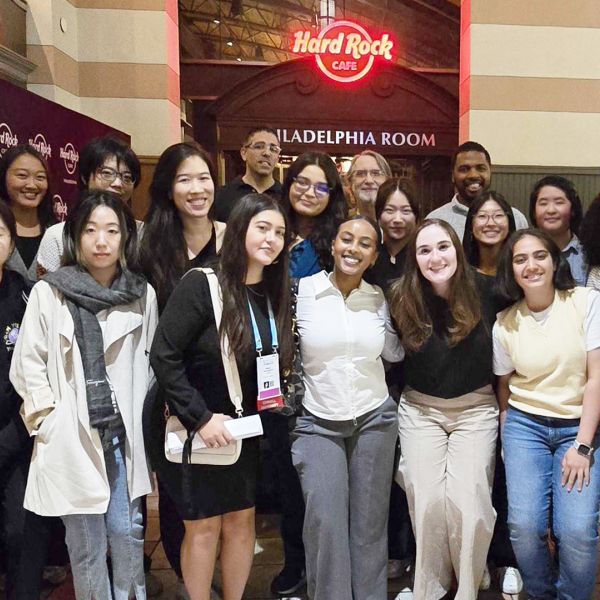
<box><xmin>479</xmin><ymin>564</ymin><xmax>491</xmax><ymax>590</ymax></box>
<box><xmin>393</xmin><ymin>587</ymin><xmax>414</xmax><ymax>600</ymax></box>
<box><xmin>498</xmin><ymin>566</ymin><xmax>524</xmax><ymax>595</ymax></box>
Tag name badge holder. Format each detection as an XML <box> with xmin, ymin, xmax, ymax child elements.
<box><xmin>248</xmin><ymin>295</ymin><xmax>284</xmax><ymax>411</ymax></box>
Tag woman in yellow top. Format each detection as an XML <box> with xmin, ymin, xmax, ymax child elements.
<box><xmin>494</xmin><ymin>229</ymin><xmax>600</xmax><ymax>600</ymax></box>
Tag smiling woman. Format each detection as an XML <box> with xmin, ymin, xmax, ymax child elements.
<box><xmin>494</xmin><ymin>229</ymin><xmax>600</xmax><ymax>600</ymax></box>
<box><xmin>291</xmin><ymin>215</ymin><xmax>403</xmax><ymax>600</ymax></box>
<box><xmin>388</xmin><ymin>219</ymin><xmax>498</xmax><ymax>599</ymax></box>
<box><xmin>149</xmin><ymin>193</ymin><xmax>293</xmax><ymax>600</ymax></box>
<box><xmin>140</xmin><ymin>142</ymin><xmax>224</xmax><ymax>311</ymax></box>
<box><xmin>0</xmin><ymin>144</ymin><xmax>56</xmax><ymax>283</ymax></box>
<box><xmin>281</xmin><ymin>152</ymin><xmax>348</xmax><ymax>280</ymax></box>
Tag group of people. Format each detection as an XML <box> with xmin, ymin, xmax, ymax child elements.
<box><xmin>0</xmin><ymin>127</ymin><xmax>600</xmax><ymax>600</ymax></box>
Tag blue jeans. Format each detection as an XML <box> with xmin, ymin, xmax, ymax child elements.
<box><xmin>62</xmin><ymin>440</ymin><xmax>145</xmax><ymax>600</ymax></box>
<box><xmin>503</xmin><ymin>407</ymin><xmax>600</xmax><ymax>600</ymax></box>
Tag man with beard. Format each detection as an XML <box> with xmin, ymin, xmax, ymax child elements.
<box><xmin>348</xmin><ymin>150</ymin><xmax>392</xmax><ymax>219</ymax></box>
<box><xmin>428</xmin><ymin>141</ymin><xmax>528</xmax><ymax>239</ymax></box>
<box><xmin>214</xmin><ymin>126</ymin><xmax>282</xmax><ymax>222</ymax></box>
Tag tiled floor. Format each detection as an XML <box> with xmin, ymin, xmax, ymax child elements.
<box><xmin>40</xmin><ymin>488</ymin><xmax>600</xmax><ymax>599</ymax></box>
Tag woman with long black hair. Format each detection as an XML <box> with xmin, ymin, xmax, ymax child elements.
<box><xmin>140</xmin><ymin>142</ymin><xmax>224</xmax><ymax>596</ymax></box>
<box><xmin>150</xmin><ymin>193</ymin><xmax>293</xmax><ymax>600</ymax></box>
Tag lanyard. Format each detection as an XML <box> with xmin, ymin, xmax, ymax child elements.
<box><xmin>247</xmin><ymin>294</ymin><xmax>278</xmax><ymax>355</ymax></box>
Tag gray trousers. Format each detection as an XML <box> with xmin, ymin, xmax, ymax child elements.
<box><xmin>291</xmin><ymin>397</ymin><xmax>398</xmax><ymax>600</ymax></box>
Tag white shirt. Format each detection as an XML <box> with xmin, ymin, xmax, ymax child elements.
<box><xmin>296</xmin><ymin>271</ymin><xmax>404</xmax><ymax>421</ymax></box>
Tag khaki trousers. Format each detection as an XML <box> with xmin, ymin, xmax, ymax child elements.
<box><xmin>396</xmin><ymin>386</ymin><xmax>498</xmax><ymax>600</ymax></box>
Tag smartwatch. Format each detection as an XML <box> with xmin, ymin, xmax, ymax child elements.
<box><xmin>573</xmin><ymin>440</ymin><xmax>594</xmax><ymax>457</ymax></box>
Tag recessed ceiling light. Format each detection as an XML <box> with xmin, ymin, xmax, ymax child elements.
<box><xmin>226</xmin><ymin>41</ymin><xmax>233</xmax><ymax>46</ymax></box>
<box><xmin>236</xmin><ymin>57</ymin><xmax>242</xmax><ymax>61</ymax></box>
<box><xmin>213</xmin><ymin>19</ymin><xmax>220</xmax><ymax>24</ymax></box>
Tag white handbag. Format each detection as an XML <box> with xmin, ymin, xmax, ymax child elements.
<box><xmin>164</xmin><ymin>268</ymin><xmax>244</xmax><ymax>465</ymax></box>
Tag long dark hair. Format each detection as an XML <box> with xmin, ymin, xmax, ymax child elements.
<box><xmin>496</xmin><ymin>228</ymin><xmax>575</xmax><ymax>303</ymax></box>
<box><xmin>388</xmin><ymin>219</ymin><xmax>481</xmax><ymax>353</ymax></box>
<box><xmin>529</xmin><ymin>175</ymin><xmax>583</xmax><ymax>235</ymax></box>
<box><xmin>580</xmin><ymin>193</ymin><xmax>600</xmax><ymax>269</ymax></box>
<box><xmin>140</xmin><ymin>142</ymin><xmax>216</xmax><ymax>310</ymax></box>
<box><xmin>63</xmin><ymin>189</ymin><xmax>139</xmax><ymax>271</ymax></box>
<box><xmin>219</xmin><ymin>193</ymin><xmax>293</xmax><ymax>370</ymax></box>
<box><xmin>375</xmin><ymin>177</ymin><xmax>420</xmax><ymax>222</ymax></box>
<box><xmin>0</xmin><ymin>144</ymin><xmax>56</xmax><ymax>230</ymax></box>
<box><xmin>281</xmin><ymin>152</ymin><xmax>347</xmax><ymax>270</ymax></box>
<box><xmin>463</xmin><ymin>191</ymin><xmax>516</xmax><ymax>267</ymax></box>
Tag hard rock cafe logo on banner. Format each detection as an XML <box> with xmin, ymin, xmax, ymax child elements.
<box><xmin>28</xmin><ymin>133</ymin><xmax>52</xmax><ymax>160</ymax></box>
<box><xmin>0</xmin><ymin>123</ymin><xmax>19</xmax><ymax>155</ymax></box>
<box><xmin>60</xmin><ymin>142</ymin><xmax>79</xmax><ymax>175</ymax></box>
<box><xmin>291</xmin><ymin>20</ymin><xmax>394</xmax><ymax>83</ymax></box>
<box><xmin>53</xmin><ymin>194</ymin><xmax>68</xmax><ymax>222</ymax></box>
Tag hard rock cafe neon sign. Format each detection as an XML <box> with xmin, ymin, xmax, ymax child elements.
<box><xmin>291</xmin><ymin>20</ymin><xmax>394</xmax><ymax>83</ymax></box>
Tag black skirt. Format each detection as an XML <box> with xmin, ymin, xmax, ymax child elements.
<box><xmin>143</xmin><ymin>383</ymin><xmax>259</xmax><ymax>520</ymax></box>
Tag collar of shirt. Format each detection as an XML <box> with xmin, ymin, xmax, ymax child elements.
<box><xmin>234</xmin><ymin>175</ymin><xmax>282</xmax><ymax>195</ymax></box>
<box><xmin>311</xmin><ymin>270</ymin><xmax>380</xmax><ymax>299</ymax></box>
<box><xmin>450</xmin><ymin>194</ymin><xmax>469</xmax><ymax>215</ymax></box>
<box><xmin>563</xmin><ymin>234</ymin><xmax>582</xmax><ymax>255</ymax></box>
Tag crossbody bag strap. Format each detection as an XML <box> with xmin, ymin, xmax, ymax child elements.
<box><xmin>194</xmin><ymin>268</ymin><xmax>244</xmax><ymax>417</ymax></box>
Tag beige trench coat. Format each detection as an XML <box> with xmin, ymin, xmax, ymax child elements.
<box><xmin>10</xmin><ymin>280</ymin><xmax>158</xmax><ymax>516</ymax></box>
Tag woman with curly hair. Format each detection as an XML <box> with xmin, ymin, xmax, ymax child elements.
<box><xmin>280</xmin><ymin>152</ymin><xmax>348</xmax><ymax>278</ymax></box>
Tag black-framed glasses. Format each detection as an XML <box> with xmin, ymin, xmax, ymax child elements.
<box><xmin>474</xmin><ymin>212</ymin><xmax>508</xmax><ymax>225</ymax></box>
<box><xmin>96</xmin><ymin>166</ymin><xmax>135</xmax><ymax>186</ymax></box>
<box><xmin>293</xmin><ymin>176</ymin><xmax>330</xmax><ymax>198</ymax></box>
<box><xmin>244</xmin><ymin>142</ymin><xmax>281</xmax><ymax>154</ymax></box>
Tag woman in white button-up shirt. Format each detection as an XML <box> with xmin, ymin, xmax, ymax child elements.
<box><xmin>291</xmin><ymin>215</ymin><xmax>404</xmax><ymax>600</ymax></box>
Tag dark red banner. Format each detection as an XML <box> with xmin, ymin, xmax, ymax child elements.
<box><xmin>0</xmin><ymin>79</ymin><xmax>129</xmax><ymax>220</ymax></box>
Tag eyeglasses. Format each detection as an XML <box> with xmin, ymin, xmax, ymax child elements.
<box><xmin>474</xmin><ymin>212</ymin><xmax>508</xmax><ymax>225</ymax></box>
<box><xmin>96</xmin><ymin>166</ymin><xmax>135</xmax><ymax>186</ymax></box>
<box><xmin>351</xmin><ymin>169</ymin><xmax>385</xmax><ymax>181</ymax></box>
<box><xmin>245</xmin><ymin>142</ymin><xmax>281</xmax><ymax>154</ymax></box>
<box><xmin>292</xmin><ymin>176</ymin><xmax>330</xmax><ymax>198</ymax></box>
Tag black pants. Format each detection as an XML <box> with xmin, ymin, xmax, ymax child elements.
<box><xmin>388</xmin><ymin>438</ymin><xmax>415</xmax><ymax>562</ymax></box>
<box><xmin>0</xmin><ymin>447</ymin><xmax>68</xmax><ymax>600</ymax></box>
<box><xmin>157</xmin><ymin>477</ymin><xmax>184</xmax><ymax>578</ymax></box>
<box><xmin>488</xmin><ymin>439</ymin><xmax>518</xmax><ymax>568</ymax></box>
<box><xmin>261</xmin><ymin>412</ymin><xmax>305</xmax><ymax>570</ymax></box>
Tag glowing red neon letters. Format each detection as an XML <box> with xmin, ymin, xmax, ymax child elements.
<box><xmin>292</xmin><ymin>20</ymin><xmax>394</xmax><ymax>83</ymax></box>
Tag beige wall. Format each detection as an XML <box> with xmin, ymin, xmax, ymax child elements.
<box><xmin>460</xmin><ymin>0</ymin><xmax>600</xmax><ymax>168</ymax></box>
<box><xmin>25</xmin><ymin>0</ymin><xmax>181</xmax><ymax>155</ymax></box>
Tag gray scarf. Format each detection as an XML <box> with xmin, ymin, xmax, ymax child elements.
<box><xmin>45</xmin><ymin>266</ymin><xmax>147</xmax><ymax>449</ymax></box>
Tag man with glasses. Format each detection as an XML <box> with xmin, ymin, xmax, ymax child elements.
<box><xmin>427</xmin><ymin>141</ymin><xmax>528</xmax><ymax>240</ymax></box>
<box><xmin>37</xmin><ymin>136</ymin><xmax>141</xmax><ymax>274</ymax></box>
<box><xmin>214</xmin><ymin>126</ymin><xmax>282</xmax><ymax>222</ymax></box>
<box><xmin>347</xmin><ymin>150</ymin><xmax>392</xmax><ymax>219</ymax></box>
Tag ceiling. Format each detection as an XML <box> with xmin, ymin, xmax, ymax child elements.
<box><xmin>179</xmin><ymin>0</ymin><xmax>460</xmax><ymax>69</ymax></box>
